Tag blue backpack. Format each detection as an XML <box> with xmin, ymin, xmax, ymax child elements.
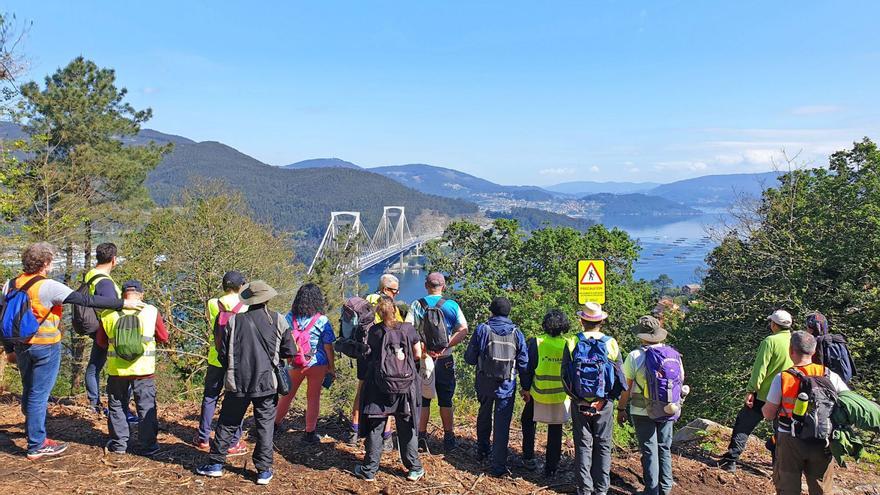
<box><xmin>1</xmin><ymin>276</ymin><xmax>47</xmax><ymax>344</ymax></box>
<box><xmin>817</xmin><ymin>334</ymin><xmax>855</xmax><ymax>384</ymax></box>
<box><xmin>567</xmin><ymin>334</ymin><xmax>615</xmax><ymax>400</ymax></box>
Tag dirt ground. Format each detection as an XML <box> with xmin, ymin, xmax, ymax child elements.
<box><xmin>0</xmin><ymin>392</ymin><xmax>878</xmax><ymax>494</ymax></box>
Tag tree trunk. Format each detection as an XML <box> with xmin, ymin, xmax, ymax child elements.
<box><xmin>68</xmin><ymin>230</ymin><xmax>90</xmax><ymax>397</ymax></box>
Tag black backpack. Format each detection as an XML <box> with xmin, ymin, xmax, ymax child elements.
<box><xmin>787</xmin><ymin>368</ymin><xmax>838</xmax><ymax>443</ymax></box>
<box><xmin>71</xmin><ymin>273</ymin><xmax>110</xmax><ymax>336</ymax></box>
<box><xmin>374</xmin><ymin>323</ymin><xmax>417</xmax><ymax>394</ymax></box>
<box><xmin>817</xmin><ymin>334</ymin><xmax>856</xmax><ymax>384</ymax></box>
<box><xmin>334</xmin><ymin>297</ymin><xmax>374</xmax><ymax>359</ymax></box>
<box><xmin>417</xmin><ymin>298</ymin><xmax>450</xmax><ymax>353</ymax></box>
<box><xmin>477</xmin><ymin>325</ymin><xmax>518</xmax><ymax>381</ymax></box>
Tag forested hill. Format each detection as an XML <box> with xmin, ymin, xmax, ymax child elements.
<box><xmin>372</xmin><ymin>163</ymin><xmax>554</xmax><ymax>201</ymax></box>
<box><xmin>142</xmin><ymin>131</ymin><xmax>478</xmax><ymax>240</ymax></box>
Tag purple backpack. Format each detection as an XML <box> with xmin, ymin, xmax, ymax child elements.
<box><xmin>644</xmin><ymin>345</ymin><xmax>684</xmax><ymax>422</ymax></box>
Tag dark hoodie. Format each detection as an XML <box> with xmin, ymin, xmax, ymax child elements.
<box><xmin>464</xmin><ymin>315</ymin><xmax>529</xmax><ymax>399</ymax></box>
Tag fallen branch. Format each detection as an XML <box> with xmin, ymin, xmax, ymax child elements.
<box><xmin>409</xmin><ymin>482</ymin><xmax>459</xmax><ymax>493</ymax></box>
<box><xmin>467</xmin><ymin>473</ymin><xmax>484</xmax><ymax>492</ymax></box>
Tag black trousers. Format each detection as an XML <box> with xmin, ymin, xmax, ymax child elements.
<box><xmin>107</xmin><ymin>376</ymin><xmax>158</xmax><ymax>452</ymax></box>
<box><xmin>209</xmin><ymin>394</ymin><xmax>277</xmax><ymax>472</ymax></box>
<box><xmin>724</xmin><ymin>399</ymin><xmax>766</xmax><ymax>461</ymax></box>
<box><xmin>362</xmin><ymin>414</ymin><xmax>422</xmax><ymax>477</ymax></box>
<box><xmin>520</xmin><ymin>399</ymin><xmax>563</xmax><ymax>474</ymax></box>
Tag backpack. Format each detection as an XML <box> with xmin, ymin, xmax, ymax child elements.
<box><xmin>643</xmin><ymin>345</ymin><xmax>685</xmax><ymax>422</ymax></box>
<box><xmin>213</xmin><ymin>300</ymin><xmax>244</xmax><ymax>353</ymax></box>
<box><xmin>374</xmin><ymin>323</ymin><xmax>417</xmax><ymax>394</ymax></box>
<box><xmin>334</xmin><ymin>296</ymin><xmax>374</xmax><ymax>359</ymax></box>
<box><xmin>817</xmin><ymin>334</ymin><xmax>855</xmax><ymax>384</ymax></box>
<box><xmin>1</xmin><ymin>276</ymin><xmax>47</xmax><ymax>344</ymax></box>
<box><xmin>113</xmin><ymin>312</ymin><xmax>145</xmax><ymax>362</ymax></box>
<box><xmin>567</xmin><ymin>334</ymin><xmax>615</xmax><ymax>401</ymax></box>
<box><xmin>71</xmin><ymin>273</ymin><xmax>110</xmax><ymax>336</ymax></box>
<box><xmin>290</xmin><ymin>313</ymin><xmax>321</xmax><ymax>368</ymax></box>
<box><xmin>417</xmin><ymin>298</ymin><xmax>450</xmax><ymax>353</ymax></box>
<box><xmin>786</xmin><ymin>368</ymin><xmax>838</xmax><ymax>443</ymax></box>
<box><xmin>477</xmin><ymin>325</ymin><xmax>519</xmax><ymax>381</ymax></box>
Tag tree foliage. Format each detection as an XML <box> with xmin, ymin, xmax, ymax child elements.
<box><xmin>678</xmin><ymin>138</ymin><xmax>880</xmax><ymax>423</ymax></box>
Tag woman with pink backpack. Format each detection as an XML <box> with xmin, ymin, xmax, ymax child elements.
<box><xmin>274</xmin><ymin>284</ymin><xmax>336</xmax><ymax>443</ymax></box>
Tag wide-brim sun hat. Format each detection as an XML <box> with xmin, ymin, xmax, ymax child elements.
<box><xmin>239</xmin><ymin>280</ymin><xmax>278</xmax><ymax>306</ymax></box>
<box><xmin>631</xmin><ymin>315</ymin><xmax>668</xmax><ymax>343</ymax></box>
<box><xmin>577</xmin><ymin>302</ymin><xmax>608</xmax><ymax>322</ymax></box>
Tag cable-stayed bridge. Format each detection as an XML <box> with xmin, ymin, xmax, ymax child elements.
<box><xmin>308</xmin><ymin>206</ymin><xmax>436</xmax><ymax>275</ymax></box>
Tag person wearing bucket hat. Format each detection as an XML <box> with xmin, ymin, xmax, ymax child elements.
<box><xmin>616</xmin><ymin>316</ymin><xmax>684</xmax><ymax>495</ymax></box>
<box><xmin>562</xmin><ymin>302</ymin><xmax>624</xmax><ymax>495</ymax></box>
<box><xmin>718</xmin><ymin>309</ymin><xmax>794</xmax><ymax>473</ymax></box>
<box><xmin>196</xmin><ymin>281</ymin><xmax>298</xmax><ymax>486</ymax></box>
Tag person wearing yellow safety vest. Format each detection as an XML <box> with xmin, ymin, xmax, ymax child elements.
<box><xmin>519</xmin><ymin>309</ymin><xmax>572</xmax><ymax>478</ymax></box>
<box><xmin>194</xmin><ymin>271</ymin><xmax>248</xmax><ymax>456</ymax></box>
<box><xmin>349</xmin><ymin>274</ymin><xmax>401</xmax><ymax>448</ymax></box>
<box><xmin>96</xmin><ymin>280</ymin><xmax>168</xmax><ymax>456</ymax></box>
<box><xmin>2</xmin><ymin>242</ymin><xmax>135</xmax><ymax>460</ymax></box>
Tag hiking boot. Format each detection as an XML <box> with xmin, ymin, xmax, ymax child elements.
<box><xmin>196</xmin><ymin>463</ymin><xmax>224</xmax><ymax>478</ymax></box>
<box><xmin>490</xmin><ymin>467</ymin><xmax>508</xmax><ymax>478</ymax></box>
<box><xmin>383</xmin><ymin>435</ymin><xmax>394</xmax><ymax>453</ymax></box>
<box><xmin>26</xmin><ymin>439</ymin><xmax>68</xmax><ymax>460</ymax></box>
<box><xmin>104</xmin><ymin>441</ymin><xmax>126</xmax><ymax>455</ymax></box>
<box><xmin>141</xmin><ymin>444</ymin><xmax>161</xmax><ymax>457</ymax></box>
<box><xmin>521</xmin><ymin>457</ymin><xmax>538</xmax><ymax>471</ymax></box>
<box><xmin>717</xmin><ymin>458</ymin><xmax>737</xmax><ymax>473</ymax></box>
<box><xmin>354</xmin><ymin>464</ymin><xmax>376</xmax><ymax>482</ymax></box>
<box><xmin>227</xmin><ymin>440</ymin><xmax>248</xmax><ymax>457</ymax></box>
<box><xmin>347</xmin><ymin>430</ymin><xmax>359</xmax><ymax>446</ymax></box>
<box><xmin>417</xmin><ymin>435</ymin><xmax>430</xmax><ymax>454</ymax></box>
<box><xmin>256</xmin><ymin>470</ymin><xmax>273</xmax><ymax>485</ymax></box>
<box><xmin>406</xmin><ymin>467</ymin><xmax>426</xmax><ymax>482</ymax></box>
<box><xmin>544</xmin><ymin>469</ymin><xmax>557</xmax><ymax>478</ymax></box>
<box><xmin>303</xmin><ymin>431</ymin><xmax>320</xmax><ymax>444</ymax></box>
<box><xmin>443</xmin><ymin>432</ymin><xmax>457</xmax><ymax>453</ymax></box>
<box><xmin>192</xmin><ymin>436</ymin><xmax>210</xmax><ymax>452</ymax></box>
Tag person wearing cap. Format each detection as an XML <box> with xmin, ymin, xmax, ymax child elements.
<box><xmin>761</xmin><ymin>331</ymin><xmax>849</xmax><ymax>495</ymax></box>
<box><xmin>463</xmin><ymin>296</ymin><xmax>528</xmax><ymax>476</ymax></box>
<box><xmin>196</xmin><ymin>281</ymin><xmax>297</xmax><ymax>486</ymax></box>
<box><xmin>616</xmin><ymin>315</ymin><xmax>679</xmax><ymax>495</ymax></box>
<box><xmin>96</xmin><ymin>280</ymin><xmax>169</xmax><ymax>456</ymax></box>
<box><xmin>520</xmin><ymin>309</ymin><xmax>572</xmax><ymax>478</ymax></box>
<box><xmin>406</xmin><ymin>272</ymin><xmax>469</xmax><ymax>453</ymax></box>
<box><xmin>194</xmin><ymin>271</ymin><xmax>249</xmax><ymax>455</ymax></box>
<box><xmin>562</xmin><ymin>302</ymin><xmax>625</xmax><ymax>495</ymax></box>
<box><xmin>718</xmin><ymin>309</ymin><xmax>794</xmax><ymax>473</ymax></box>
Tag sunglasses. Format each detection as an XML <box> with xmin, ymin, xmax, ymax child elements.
<box><xmin>384</xmin><ymin>288</ymin><xmax>400</xmax><ymax>295</ymax></box>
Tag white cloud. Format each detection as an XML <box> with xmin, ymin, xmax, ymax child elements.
<box><xmin>654</xmin><ymin>161</ymin><xmax>710</xmax><ymax>172</ymax></box>
<box><xmin>142</xmin><ymin>87</ymin><xmax>160</xmax><ymax>95</ymax></box>
<box><xmin>790</xmin><ymin>105</ymin><xmax>842</xmax><ymax>116</ymax></box>
<box><xmin>589</xmin><ymin>165</ymin><xmax>600</xmax><ymax>173</ymax></box>
<box><xmin>538</xmin><ymin>167</ymin><xmax>576</xmax><ymax>176</ymax></box>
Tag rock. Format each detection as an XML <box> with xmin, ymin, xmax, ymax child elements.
<box><xmin>673</xmin><ymin>418</ymin><xmax>731</xmax><ymax>444</ymax></box>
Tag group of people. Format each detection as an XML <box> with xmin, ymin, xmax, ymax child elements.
<box><xmin>0</xmin><ymin>241</ymin><xmax>869</xmax><ymax>494</ymax></box>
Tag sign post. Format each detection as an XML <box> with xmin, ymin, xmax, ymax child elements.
<box><xmin>578</xmin><ymin>259</ymin><xmax>606</xmax><ymax>304</ymax></box>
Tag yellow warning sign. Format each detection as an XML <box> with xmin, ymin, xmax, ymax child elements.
<box><xmin>578</xmin><ymin>259</ymin><xmax>606</xmax><ymax>304</ymax></box>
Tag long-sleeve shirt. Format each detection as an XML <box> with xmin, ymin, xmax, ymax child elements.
<box><xmin>463</xmin><ymin>316</ymin><xmax>528</xmax><ymax>399</ymax></box>
<box><xmin>748</xmin><ymin>329</ymin><xmax>794</xmax><ymax>401</ymax></box>
<box><xmin>96</xmin><ymin>311</ymin><xmax>169</xmax><ymax>380</ymax></box>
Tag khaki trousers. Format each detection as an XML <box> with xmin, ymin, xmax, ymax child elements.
<box><xmin>773</xmin><ymin>432</ymin><xmax>835</xmax><ymax>495</ymax></box>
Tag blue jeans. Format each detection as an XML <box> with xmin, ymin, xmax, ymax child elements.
<box><xmin>85</xmin><ymin>339</ymin><xmax>107</xmax><ymax>407</ymax></box>
<box><xmin>15</xmin><ymin>342</ymin><xmax>62</xmax><ymax>452</ymax></box>
<box><xmin>476</xmin><ymin>394</ymin><xmax>514</xmax><ymax>474</ymax></box>
<box><xmin>632</xmin><ymin>414</ymin><xmax>674</xmax><ymax>495</ymax></box>
<box><xmin>198</xmin><ymin>365</ymin><xmax>243</xmax><ymax>444</ymax></box>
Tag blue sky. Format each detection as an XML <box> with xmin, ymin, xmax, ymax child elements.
<box><xmin>7</xmin><ymin>1</ymin><xmax>880</xmax><ymax>185</ymax></box>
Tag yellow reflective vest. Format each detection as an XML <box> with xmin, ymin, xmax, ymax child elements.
<box><xmin>102</xmin><ymin>304</ymin><xmax>159</xmax><ymax>377</ymax></box>
<box><xmin>532</xmin><ymin>335</ymin><xmax>571</xmax><ymax>404</ymax></box>
<box><xmin>206</xmin><ymin>293</ymin><xmax>247</xmax><ymax>368</ymax></box>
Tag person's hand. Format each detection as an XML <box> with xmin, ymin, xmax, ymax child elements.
<box><xmin>520</xmin><ymin>389</ymin><xmax>532</xmax><ymax>402</ymax></box>
<box><xmin>123</xmin><ymin>300</ymin><xmax>145</xmax><ymax>311</ymax></box>
<box><xmin>428</xmin><ymin>350</ymin><xmax>441</xmax><ymax>360</ymax></box>
<box><xmin>745</xmin><ymin>392</ymin><xmax>755</xmax><ymax>409</ymax></box>
<box><xmin>616</xmin><ymin>409</ymin><xmax>628</xmax><ymax>426</ymax></box>
<box><xmin>6</xmin><ymin>352</ymin><xmax>15</xmax><ymax>364</ymax></box>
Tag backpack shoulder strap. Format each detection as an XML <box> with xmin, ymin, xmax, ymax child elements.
<box><xmin>417</xmin><ymin>298</ymin><xmax>429</xmax><ymax>310</ymax></box>
<box><xmin>16</xmin><ymin>275</ymin><xmax>46</xmax><ymax>294</ymax></box>
<box><xmin>86</xmin><ymin>273</ymin><xmax>109</xmax><ymax>286</ymax></box>
<box><xmin>785</xmin><ymin>367</ymin><xmax>807</xmax><ymax>381</ymax></box>
<box><xmin>434</xmin><ymin>298</ymin><xmax>447</xmax><ymax>309</ymax></box>
<box><xmin>217</xmin><ymin>300</ymin><xmax>228</xmax><ymax>313</ymax></box>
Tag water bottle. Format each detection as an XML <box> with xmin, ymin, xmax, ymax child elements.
<box><xmin>793</xmin><ymin>392</ymin><xmax>809</xmax><ymax>418</ymax></box>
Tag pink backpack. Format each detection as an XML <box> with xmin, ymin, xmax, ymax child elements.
<box><xmin>291</xmin><ymin>314</ymin><xmax>321</xmax><ymax>368</ymax></box>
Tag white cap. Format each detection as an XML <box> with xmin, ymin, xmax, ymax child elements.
<box><xmin>768</xmin><ymin>309</ymin><xmax>793</xmax><ymax>328</ymax></box>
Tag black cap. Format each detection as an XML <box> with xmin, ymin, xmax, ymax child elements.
<box><xmin>121</xmin><ymin>280</ymin><xmax>144</xmax><ymax>293</ymax></box>
<box><xmin>489</xmin><ymin>296</ymin><xmax>511</xmax><ymax>317</ymax></box>
<box><xmin>222</xmin><ymin>271</ymin><xmax>246</xmax><ymax>290</ymax></box>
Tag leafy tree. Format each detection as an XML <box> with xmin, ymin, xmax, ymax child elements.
<box><xmin>116</xmin><ymin>184</ymin><xmax>303</xmax><ymax>400</ymax></box>
<box><xmin>678</xmin><ymin>138</ymin><xmax>880</xmax><ymax>424</ymax></box>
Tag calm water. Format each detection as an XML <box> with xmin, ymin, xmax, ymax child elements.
<box><xmin>360</xmin><ymin>213</ymin><xmax>730</xmax><ymax>302</ymax></box>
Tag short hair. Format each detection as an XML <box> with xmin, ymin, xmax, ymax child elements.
<box><xmin>790</xmin><ymin>330</ymin><xmax>817</xmax><ymax>356</ymax></box>
<box><xmin>22</xmin><ymin>242</ymin><xmax>55</xmax><ymax>274</ymax></box>
<box><xmin>543</xmin><ymin>309</ymin><xmax>571</xmax><ymax>337</ymax></box>
<box><xmin>291</xmin><ymin>283</ymin><xmax>326</xmax><ymax>318</ymax></box>
<box><xmin>378</xmin><ymin>274</ymin><xmax>399</xmax><ymax>290</ymax></box>
<box><xmin>580</xmin><ymin>319</ymin><xmax>603</xmax><ymax>331</ymax></box>
<box><xmin>95</xmin><ymin>242</ymin><xmax>117</xmax><ymax>265</ymax></box>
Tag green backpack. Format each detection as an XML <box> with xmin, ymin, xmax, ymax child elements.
<box><xmin>114</xmin><ymin>313</ymin><xmax>145</xmax><ymax>362</ymax></box>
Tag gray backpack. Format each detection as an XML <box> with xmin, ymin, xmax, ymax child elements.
<box><xmin>787</xmin><ymin>368</ymin><xmax>838</xmax><ymax>443</ymax></box>
<box><xmin>478</xmin><ymin>325</ymin><xmax>518</xmax><ymax>381</ymax></box>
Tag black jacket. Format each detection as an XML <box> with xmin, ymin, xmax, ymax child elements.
<box><xmin>219</xmin><ymin>304</ymin><xmax>297</xmax><ymax>398</ymax></box>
